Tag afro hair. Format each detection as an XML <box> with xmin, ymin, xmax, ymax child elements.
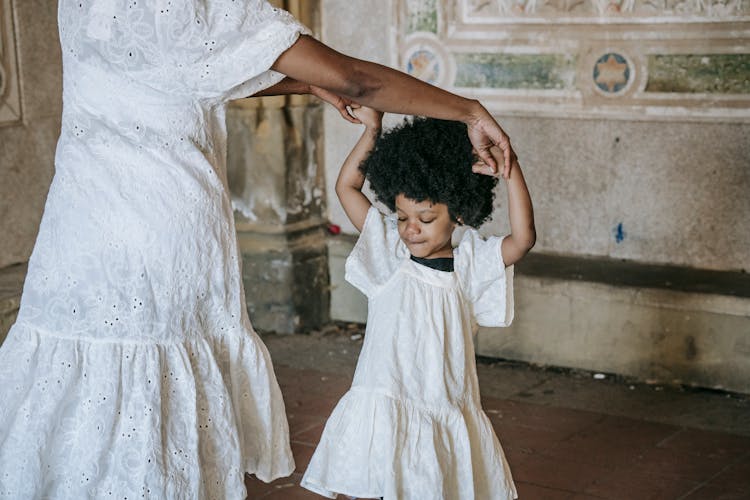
<box><xmin>360</xmin><ymin>117</ymin><xmax>498</xmax><ymax>228</ymax></box>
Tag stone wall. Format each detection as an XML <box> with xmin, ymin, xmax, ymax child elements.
<box><xmin>0</xmin><ymin>0</ymin><xmax>60</xmax><ymax>269</ymax></box>
<box><xmin>321</xmin><ymin>0</ymin><xmax>750</xmax><ymax>273</ymax></box>
<box><xmin>227</xmin><ymin>96</ymin><xmax>331</xmax><ymax>334</ymax></box>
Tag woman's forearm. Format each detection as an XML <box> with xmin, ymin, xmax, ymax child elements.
<box><xmin>341</xmin><ymin>59</ymin><xmax>480</xmax><ymax>124</ymax></box>
<box><xmin>272</xmin><ymin>36</ymin><xmax>480</xmax><ymax>124</ymax></box>
<box><xmin>250</xmin><ymin>76</ymin><xmax>311</xmax><ymax>97</ymax></box>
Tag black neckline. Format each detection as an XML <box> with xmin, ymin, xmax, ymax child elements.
<box><xmin>410</xmin><ymin>255</ymin><xmax>454</xmax><ymax>272</ymax></box>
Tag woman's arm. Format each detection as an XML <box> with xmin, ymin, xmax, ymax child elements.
<box><xmin>250</xmin><ymin>77</ymin><xmax>359</xmax><ymax>123</ymax></box>
<box><xmin>251</xmin><ymin>76</ymin><xmax>310</xmax><ymax>96</ymax></box>
<box><xmin>500</xmin><ymin>157</ymin><xmax>536</xmax><ymax>267</ymax></box>
<box><xmin>334</xmin><ymin>107</ymin><xmax>383</xmax><ymax>231</ymax></box>
<box><xmin>271</xmin><ymin>35</ymin><xmax>516</xmax><ymax>177</ymax></box>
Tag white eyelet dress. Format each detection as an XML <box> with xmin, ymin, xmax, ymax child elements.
<box><xmin>0</xmin><ymin>1</ymin><xmax>308</xmax><ymax>498</ymax></box>
<box><xmin>301</xmin><ymin>207</ymin><xmax>518</xmax><ymax>500</ymax></box>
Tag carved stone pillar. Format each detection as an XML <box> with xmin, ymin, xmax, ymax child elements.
<box><xmin>226</xmin><ymin>1</ymin><xmax>329</xmax><ymax>334</ymax></box>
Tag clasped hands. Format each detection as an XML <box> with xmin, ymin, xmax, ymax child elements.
<box><xmin>310</xmin><ymin>85</ymin><xmax>518</xmax><ymax>180</ymax></box>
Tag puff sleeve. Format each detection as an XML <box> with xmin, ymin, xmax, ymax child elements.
<box><xmin>454</xmin><ymin>229</ymin><xmax>514</xmax><ymax>327</ymax></box>
<box><xmin>344</xmin><ymin>206</ymin><xmax>408</xmax><ymax>299</ymax></box>
<box><xmin>157</xmin><ymin>0</ymin><xmax>311</xmax><ymax>100</ymax></box>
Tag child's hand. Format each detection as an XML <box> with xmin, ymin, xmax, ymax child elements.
<box><xmin>466</xmin><ymin>103</ymin><xmax>515</xmax><ymax>177</ymax></box>
<box><xmin>350</xmin><ymin>105</ymin><xmax>383</xmax><ymax>131</ymax></box>
<box><xmin>310</xmin><ymin>85</ymin><xmax>360</xmax><ymax>123</ymax></box>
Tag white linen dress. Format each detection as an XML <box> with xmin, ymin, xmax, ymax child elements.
<box><xmin>301</xmin><ymin>207</ymin><xmax>518</xmax><ymax>499</ymax></box>
<box><xmin>0</xmin><ymin>1</ymin><xmax>307</xmax><ymax>498</ymax></box>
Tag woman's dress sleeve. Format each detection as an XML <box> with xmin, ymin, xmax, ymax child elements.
<box><xmin>158</xmin><ymin>0</ymin><xmax>311</xmax><ymax>100</ymax></box>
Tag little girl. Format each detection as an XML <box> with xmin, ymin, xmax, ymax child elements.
<box><xmin>301</xmin><ymin>107</ymin><xmax>535</xmax><ymax>499</ymax></box>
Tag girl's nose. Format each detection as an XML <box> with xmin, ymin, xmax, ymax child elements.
<box><xmin>405</xmin><ymin>221</ymin><xmax>420</xmax><ymax>235</ymax></box>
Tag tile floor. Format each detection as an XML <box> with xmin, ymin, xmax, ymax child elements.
<box><xmin>245</xmin><ymin>331</ymin><xmax>750</xmax><ymax>500</ymax></box>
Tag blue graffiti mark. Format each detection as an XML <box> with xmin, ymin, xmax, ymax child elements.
<box><xmin>614</xmin><ymin>223</ymin><xmax>625</xmax><ymax>243</ymax></box>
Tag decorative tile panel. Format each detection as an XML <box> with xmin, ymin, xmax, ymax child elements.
<box><xmin>0</xmin><ymin>0</ymin><xmax>21</xmax><ymax>126</ymax></box>
<box><xmin>646</xmin><ymin>54</ymin><xmax>750</xmax><ymax>93</ymax></box>
<box><xmin>398</xmin><ymin>0</ymin><xmax>750</xmax><ymax>121</ymax></box>
<box><xmin>406</xmin><ymin>0</ymin><xmax>439</xmax><ymax>33</ymax></box>
<box><xmin>455</xmin><ymin>53</ymin><xmax>577</xmax><ymax>90</ymax></box>
<box><xmin>593</xmin><ymin>52</ymin><xmax>633</xmax><ymax>95</ymax></box>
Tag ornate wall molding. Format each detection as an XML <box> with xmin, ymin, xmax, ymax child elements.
<box><xmin>398</xmin><ymin>0</ymin><xmax>750</xmax><ymax>121</ymax></box>
<box><xmin>463</xmin><ymin>0</ymin><xmax>750</xmax><ymax>22</ymax></box>
<box><xmin>0</xmin><ymin>0</ymin><xmax>22</xmax><ymax>126</ymax></box>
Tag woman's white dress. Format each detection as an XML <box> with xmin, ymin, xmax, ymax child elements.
<box><xmin>0</xmin><ymin>1</ymin><xmax>307</xmax><ymax>498</ymax></box>
<box><xmin>301</xmin><ymin>207</ymin><xmax>518</xmax><ymax>499</ymax></box>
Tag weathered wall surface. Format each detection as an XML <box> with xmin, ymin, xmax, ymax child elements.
<box><xmin>321</xmin><ymin>0</ymin><xmax>750</xmax><ymax>273</ymax></box>
<box><xmin>321</xmin><ymin>0</ymin><xmax>750</xmax><ymax>391</ymax></box>
<box><xmin>320</xmin><ymin>0</ymin><xmax>401</xmax><ymax>236</ymax></box>
<box><xmin>482</xmin><ymin>116</ymin><xmax>750</xmax><ymax>272</ymax></box>
<box><xmin>227</xmin><ymin>97</ymin><xmax>331</xmax><ymax>334</ymax></box>
<box><xmin>0</xmin><ymin>0</ymin><xmax>60</xmax><ymax>269</ymax></box>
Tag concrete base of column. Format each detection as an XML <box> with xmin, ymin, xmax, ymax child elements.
<box><xmin>238</xmin><ymin>222</ymin><xmax>330</xmax><ymax>334</ymax></box>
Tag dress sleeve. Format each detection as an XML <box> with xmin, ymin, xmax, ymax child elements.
<box><xmin>158</xmin><ymin>0</ymin><xmax>311</xmax><ymax>100</ymax></box>
<box><xmin>454</xmin><ymin>229</ymin><xmax>514</xmax><ymax>327</ymax></box>
<box><xmin>344</xmin><ymin>206</ymin><xmax>407</xmax><ymax>299</ymax></box>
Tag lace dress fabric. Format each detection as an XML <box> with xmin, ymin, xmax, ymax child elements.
<box><xmin>0</xmin><ymin>1</ymin><xmax>308</xmax><ymax>498</ymax></box>
<box><xmin>301</xmin><ymin>207</ymin><xmax>518</xmax><ymax>500</ymax></box>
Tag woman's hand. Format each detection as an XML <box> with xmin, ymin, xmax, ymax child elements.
<box><xmin>350</xmin><ymin>105</ymin><xmax>383</xmax><ymax>132</ymax></box>
<box><xmin>465</xmin><ymin>102</ymin><xmax>516</xmax><ymax>179</ymax></box>
<box><xmin>472</xmin><ymin>146</ymin><xmax>520</xmax><ymax>181</ymax></box>
<box><xmin>310</xmin><ymin>85</ymin><xmax>360</xmax><ymax>123</ymax></box>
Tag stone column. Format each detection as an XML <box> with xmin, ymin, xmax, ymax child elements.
<box><xmin>226</xmin><ymin>0</ymin><xmax>329</xmax><ymax>334</ymax></box>
<box><xmin>0</xmin><ymin>0</ymin><xmax>61</xmax><ymax>344</ymax></box>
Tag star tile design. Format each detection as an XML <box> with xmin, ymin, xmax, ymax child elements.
<box><xmin>593</xmin><ymin>53</ymin><xmax>631</xmax><ymax>93</ymax></box>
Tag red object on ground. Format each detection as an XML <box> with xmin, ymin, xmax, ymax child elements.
<box><xmin>327</xmin><ymin>224</ymin><xmax>341</xmax><ymax>235</ymax></box>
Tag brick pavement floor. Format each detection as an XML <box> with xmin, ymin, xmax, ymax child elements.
<box><xmin>245</xmin><ymin>328</ymin><xmax>750</xmax><ymax>500</ymax></box>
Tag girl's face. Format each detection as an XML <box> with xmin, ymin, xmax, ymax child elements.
<box><xmin>395</xmin><ymin>194</ymin><xmax>456</xmax><ymax>259</ymax></box>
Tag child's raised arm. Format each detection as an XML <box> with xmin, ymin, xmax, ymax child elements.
<box><xmin>498</xmin><ymin>157</ymin><xmax>536</xmax><ymax>267</ymax></box>
<box><xmin>335</xmin><ymin>106</ymin><xmax>383</xmax><ymax>232</ymax></box>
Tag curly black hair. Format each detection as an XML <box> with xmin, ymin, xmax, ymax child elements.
<box><xmin>359</xmin><ymin>117</ymin><xmax>498</xmax><ymax>228</ymax></box>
